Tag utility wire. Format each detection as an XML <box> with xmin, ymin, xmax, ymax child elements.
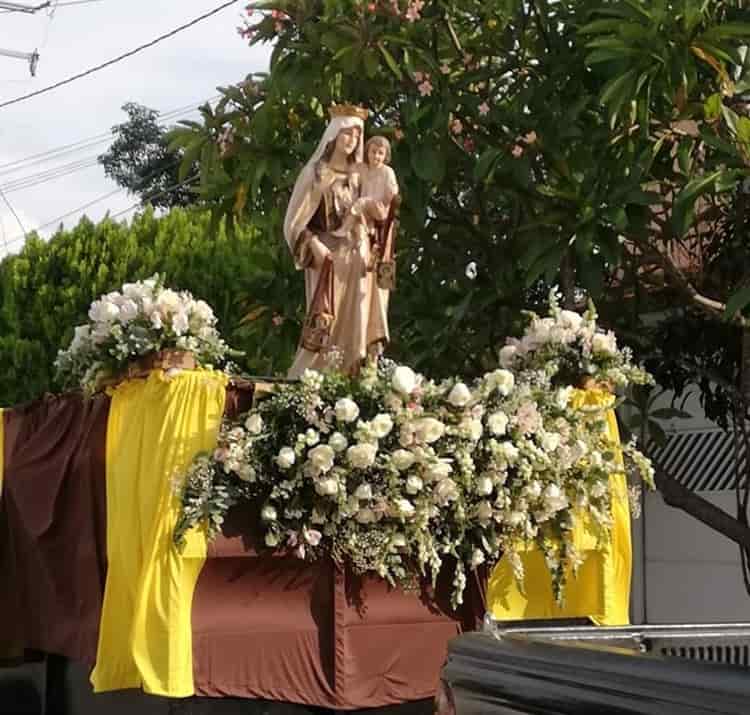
<box><xmin>0</xmin><ymin>96</ymin><xmax>217</xmax><ymax>175</ymax></box>
<box><xmin>0</xmin><ymin>185</ymin><xmax>27</xmax><ymax>235</ymax></box>
<box><xmin>0</xmin><ymin>0</ymin><xmax>241</xmax><ymax>110</ymax></box>
<box><xmin>5</xmin><ymin>167</ymin><xmax>200</xmax><ymax>246</ymax></box>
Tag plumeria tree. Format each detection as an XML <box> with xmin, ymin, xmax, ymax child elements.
<box><xmin>168</xmin><ymin>0</ymin><xmax>750</xmax><ymax>587</ymax></box>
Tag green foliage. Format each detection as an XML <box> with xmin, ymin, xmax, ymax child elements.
<box><xmin>0</xmin><ymin>208</ymin><xmax>303</xmax><ymax>406</ymax></box>
<box><xmin>99</xmin><ymin>103</ymin><xmax>200</xmax><ymax>208</ymax></box>
<box><xmin>170</xmin><ymin>0</ymin><xmax>750</xmax><ymax>383</ymax></box>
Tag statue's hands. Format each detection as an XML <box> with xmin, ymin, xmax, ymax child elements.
<box><xmin>309</xmin><ymin>236</ymin><xmax>331</xmax><ymax>268</ymax></box>
<box><xmin>365</xmin><ymin>199</ymin><xmax>389</xmax><ymax>222</ymax></box>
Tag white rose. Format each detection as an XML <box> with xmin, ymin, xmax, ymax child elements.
<box><xmin>399</xmin><ymin>423</ymin><xmax>415</xmax><ymax>447</ymax></box>
<box><xmin>475</xmin><ymin>476</ymin><xmax>494</xmax><ymax>496</ymax></box>
<box><xmin>354</xmin><ymin>483</ymin><xmax>373</xmax><ymax>500</ymax></box>
<box><xmin>276</xmin><ymin>447</ymin><xmax>296</xmax><ymax>470</ymax></box>
<box><xmin>414</xmin><ymin>417</ymin><xmax>445</xmax><ymax>444</ymax></box>
<box><xmin>447</xmin><ymin>382</ymin><xmax>472</xmax><ymax>407</ymax></box>
<box><xmin>498</xmin><ymin>345</ymin><xmax>518</xmax><ymax>368</ymax></box>
<box><xmin>261</xmin><ymin>505</ymin><xmax>278</xmax><ymax>521</ymax></box>
<box><xmin>434</xmin><ymin>478</ymin><xmax>459</xmax><ymax>505</ymax></box>
<box><xmin>172</xmin><ymin>311</ymin><xmax>190</xmax><ymax>336</ymax></box>
<box><xmin>356</xmin><ymin>508</ymin><xmax>377</xmax><ymax>524</ymax></box>
<box><xmin>488</xmin><ymin>369</ymin><xmax>515</xmax><ymax>396</ymax></box>
<box><xmin>487</xmin><ymin>411</ymin><xmax>509</xmax><ymax>436</ymax></box>
<box><xmin>392</xmin><ymin>365</ymin><xmax>417</xmax><ymax>395</ymax></box>
<box><xmin>308</xmin><ymin>444</ymin><xmax>335</xmax><ymax>473</ymax></box>
<box><xmin>155</xmin><ymin>288</ymin><xmax>181</xmax><ymax>314</ymax></box>
<box><xmin>244</xmin><ymin>414</ymin><xmax>264</xmax><ymax>434</ymax></box>
<box><xmin>305</xmin><ymin>428</ymin><xmax>320</xmax><ymax>446</ymax></box>
<box><xmin>237</xmin><ymin>464</ymin><xmax>256</xmax><ymax>482</ymax></box>
<box><xmin>335</xmin><ymin>398</ymin><xmax>360</xmax><ymax>423</ymax></box>
<box><xmin>315</xmin><ymin>478</ymin><xmax>339</xmax><ymax>496</ymax></box>
<box><xmin>192</xmin><ymin>299</ymin><xmax>214</xmax><ymax>323</ymax></box>
<box><xmin>543</xmin><ymin>483</ymin><xmax>569</xmax><ymax>513</ymax></box>
<box><xmin>426</xmin><ymin>460</ymin><xmax>453</xmax><ymax>482</ymax></box>
<box><xmin>559</xmin><ymin>310</ymin><xmax>583</xmax><ymax>331</ymax></box>
<box><xmin>461</xmin><ymin>417</ymin><xmax>484</xmax><ymax>441</ymax></box>
<box><xmin>541</xmin><ymin>431</ymin><xmax>562</xmax><ymax>452</ymax></box>
<box><xmin>118</xmin><ymin>298</ymin><xmax>139</xmax><ymax>323</ymax></box>
<box><xmin>406</xmin><ymin>475</ymin><xmax>424</xmax><ymax>494</ymax></box>
<box><xmin>392</xmin><ymin>449</ymin><xmax>416</xmax><ymax>471</ymax></box>
<box><xmin>347</xmin><ymin>443</ymin><xmax>378</xmax><ymax>469</ymax></box>
<box><xmin>88</xmin><ymin>299</ymin><xmax>120</xmax><ymax>324</ymax></box>
<box><xmin>150</xmin><ymin>311</ymin><xmax>163</xmax><ymax>330</ymax></box>
<box><xmin>371</xmin><ymin>413</ymin><xmax>394</xmax><ymax>438</ymax></box>
<box><xmin>328</xmin><ymin>432</ymin><xmax>348</xmax><ymax>452</ymax></box>
<box><xmin>476</xmin><ymin>501</ymin><xmax>493</xmax><ymax>523</ymax></box>
<box><xmin>592</xmin><ymin>331</ymin><xmax>617</xmax><ymax>355</ymax></box>
<box><xmin>394</xmin><ymin>498</ymin><xmax>416</xmax><ymax>518</ymax></box>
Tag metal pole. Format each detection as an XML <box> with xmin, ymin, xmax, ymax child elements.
<box><xmin>0</xmin><ymin>48</ymin><xmax>39</xmax><ymax>75</ymax></box>
<box><xmin>0</xmin><ymin>1</ymin><xmax>50</xmax><ymax>12</ymax></box>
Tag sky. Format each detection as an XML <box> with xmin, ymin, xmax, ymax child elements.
<box><xmin>0</xmin><ymin>0</ymin><xmax>271</xmax><ymax>257</ymax></box>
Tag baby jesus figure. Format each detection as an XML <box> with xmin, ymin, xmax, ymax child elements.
<box><xmin>332</xmin><ymin>135</ymin><xmax>399</xmax><ymax>255</ymax></box>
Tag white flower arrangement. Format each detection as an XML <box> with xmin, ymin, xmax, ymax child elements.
<box><xmin>55</xmin><ymin>276</ymin><xmax>231</xmax><ymax>393</ymax></box>
<box><xmin>175</xmin><ymin>340</ymin><xmax>655</xmax><ymax>607</ymax></box>
<box><xmin>500</xmin><ymin>290</ymin><xmax>652</xmax><ymax>390</ymax></box>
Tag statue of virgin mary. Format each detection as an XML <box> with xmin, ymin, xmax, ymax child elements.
<box><xmin>283</xmin><ymin>104</ymin><xmax>390</xmax><ymax>378</ymax></box>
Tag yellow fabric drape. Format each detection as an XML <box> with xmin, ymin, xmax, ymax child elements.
<box><xmin>91</xmin><ymin>369</ymin><xmax>227</xmax><ymax>697</ymax></box>
<box><xmin>486</xmin><ymin>388</ymin><xmax>631</xmax><ymax>626</ymax></box>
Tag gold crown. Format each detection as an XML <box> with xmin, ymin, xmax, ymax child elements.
<box><xmin>329</xmin><ymin>103</ymin><xmax>369</xmax><ymax>120</ymax></box>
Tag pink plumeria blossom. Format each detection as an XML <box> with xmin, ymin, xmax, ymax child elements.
<box><xmin>463</xmin><ymin>137</ymin><xmax>476</xmax><ymax>152</ymax></box>
<box><xmin>418</xmin><ymin>79</ymin><xmax>433</xmax><ymax>96</ymax></box>
<box><xmin>450</xmin><ymin>118</ymin><xmax>463</xmax><ymax>135</ymax></box>
<box><xmin>511</xmin><ymin>144</ymin><xmax>524</xmax><ymax>158</ymax></box>
<box><xmin>478</xmin><ymin>101</ymin><xmax>490</xmax><ymax>116</ymax></box>
<box><xmin>405</xmin><ymin>0</ymin><xmax>424</xmax><ymax>21</ymax></box>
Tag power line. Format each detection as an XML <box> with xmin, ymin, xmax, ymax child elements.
<box><xmin>5</xmin><ymin>165</ymin><xmax>201</xmax><ymax>247</ymax></box>
<box><xmin>0</xmin><ymin>185</ymin><xmax>27</xmax><ymax>235</ymax></box>
<box><xmin>0</xmin><ymin>96</ymin><xmax>217</xmax><ymax>175</ymax></box>
<box><xmin>0</xmin><ymin>0</ymin><xmax>241</xmax><ymax>110</ymax></box>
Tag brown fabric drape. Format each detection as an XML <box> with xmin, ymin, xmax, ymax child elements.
<box><xmin>0</xmin><ymin>393</ymin><xmax>109</xmax><ymax>665</ymax></box>
<box><xmin>0</xmin><ymin>387</ymin><xmax>483</xmax><ymax>708</ymax></box>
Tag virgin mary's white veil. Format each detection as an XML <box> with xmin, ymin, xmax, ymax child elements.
<box><xmin>283</xmin><ymin>114</ymin><xmax>364</xmax><ymax>268</ymax></box>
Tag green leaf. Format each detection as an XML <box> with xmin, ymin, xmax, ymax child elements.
<box><xmin>411</xmin><ymin>142</ymin><xmax>446</xmax><ymax>185</ymax></box>
<box><xmin>704</xmin><ymin>93</ymin><xmax>722</xmax><ymax>121</ymax></box>
<box><xmin>586</xmin><ymin>48</ymin><xmax>638</xmax><ymax>65</ymax></box>
<box><xmin>647</xmin><ymin>419</ymin><xmax>668</xmax><ymax>447</ymax></box>
<box><xmin>671</xmin><ymin>170</ymin><xmax>723</xmax><ymax>237</ymax></box>
<box><xmin>473</xmin><ymin>148</ymin><xmax>502</xmax><ymax>183</ymax></box>
<box><xmin>363</xmin><ymin>48</ymin><xmax>379</xmax><ymax>79</ymax></box>
<box><xmin>725</xmin><ymin>283</ymin><xmax>750</xmax><ymax>318</ymax></box>
<box><xmin>737</xmin><ymin>117</ymin><xmax>750</xmax><ymax>146</ymax></box>
<box><xmin>377</xmin><ymin>44</ymin><xmax>403</xmax><ymax>81</ymax></box>
<box><xmin>708</xmin><ymin>22</ymin><xmax>750</xmax><ymax>40</ymax></box>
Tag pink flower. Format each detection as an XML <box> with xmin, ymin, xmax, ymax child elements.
<box><xmin>405</xmin><ymin>0</ymin><xmax>423</xmax><ymax>21</ymax></box>
<box><xmin>478</xmin><ymin>101</ymin><xmax>490</xmax><ymax>116</ymax></box>
<box><xmin>463</xmin><ymin>137</ymin><xmax>476</xmax><ymax>152</ymax></box>
<box><xmin>418</xmin><ymin>79</ymin><xmax>433</xmax><ymax>96</ymax></box>
<box><xmin>272</xmin><ymin>313</ymin><xmax>284</xmax><ymax>327</ymax></box>
<box><xmin>511</xmin><ymin>144</ymin><xmax>524</xmax><ymax>158</ymax></box>
<box><xmin>450</xmin><ymin>118</ymin><xmax>463</xmax><ymax>135</ymax></box>
<box><xmin>367</xmin><ymin>1</ymin><xmax>376</xmax><ymax>9</ymax></box>
<box><xmin>514</xmin><ymin>401</ymin><xmax>542</xmax><ymax>435</ymax></box>
<box><xmin>304</xmin><ymin>528</ymin><xmax>322</xmax><ymax>546</ymax></box>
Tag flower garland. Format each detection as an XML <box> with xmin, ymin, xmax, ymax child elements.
<box><xmin>175</xmin><ymin>300</ymin><xmax>655</xmax><ymax>607</ymax></box>
<box><xmin>55</xmin><ymin>276</ymin><xmax>231</xmax><ymax>394</ymax></box>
